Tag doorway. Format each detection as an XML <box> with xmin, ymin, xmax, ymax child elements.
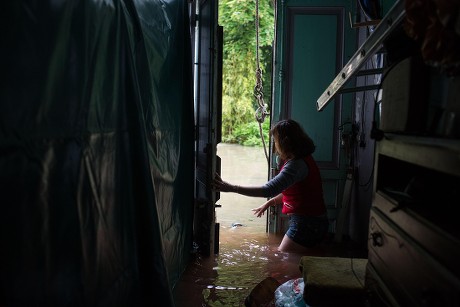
<box><xmin>215</xmin><ymin>0</ymin><xmax>275</xmax><ymax>240</ymax></box>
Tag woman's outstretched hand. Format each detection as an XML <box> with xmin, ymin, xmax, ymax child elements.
<box><xmin>252</xmin><ymin>201</ymin><xmax>271</xmax><ymax>218</ymax></box>
<box><xmin>212</xmin><ymin>173</ymin><xmax>236</xmax><ymax>193</ymax></box>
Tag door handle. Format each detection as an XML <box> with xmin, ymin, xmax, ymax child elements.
<box><xmin>371</xmin><ymin>232</ymin><xmax>383</xmax><ymax>247</ymax></box>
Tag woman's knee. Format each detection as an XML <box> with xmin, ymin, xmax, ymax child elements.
<box><xmin>278</xmin><ymin>235</ymin><xmax>308</xmax><ymax>253</ymax></box>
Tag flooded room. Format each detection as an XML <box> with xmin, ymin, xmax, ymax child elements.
<box><xmin>1</xmin><ymin>0</ymin><xmax>459</xmax><ymax>306</ymax></box>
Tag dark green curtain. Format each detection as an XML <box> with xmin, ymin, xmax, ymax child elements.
<box><xmin>0</xmin><ymin>1</ymin><xmax>194</xmax><ymax>306</ymax></box>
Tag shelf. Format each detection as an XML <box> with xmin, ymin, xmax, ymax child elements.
<box><xmin>316</xmin><ymin>0</ymin><xmax>406</xmax><ymax>111</ymax></box>
<box><xmin>374</xmin><ymin>191</ymin><xmax>460</xmax><ymax>273</ymax></box>
<box><xmin>377</xmin><ymin>134</ymin><xmax>460</xmax><ymax>177</ymax></box>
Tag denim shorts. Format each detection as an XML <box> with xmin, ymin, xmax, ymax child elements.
<box><xmin>286</xmin><ymin>214</ymin><xmax>329</xmax><ymax>248</ymax></box>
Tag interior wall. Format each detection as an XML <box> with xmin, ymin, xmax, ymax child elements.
<box><xmin>270</xmin><ymin>0</ymin><xmax>359</xmax><ymax>237</ymax></box>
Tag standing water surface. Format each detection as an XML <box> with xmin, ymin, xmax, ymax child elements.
<box><xmin>173</xmin><ymin>144</ymin><xmax>366</xmax><ymax>306</ymax></box>
<box><xmin>174</xmin><ymin>144</ymin><xmax>305</xmax><ymax>306</ymax></box>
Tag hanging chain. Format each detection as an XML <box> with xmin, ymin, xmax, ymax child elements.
<box><xmin>254</xmin><ymin>0</ymin><xmax>270</xmax><ymax>165</ymax></box>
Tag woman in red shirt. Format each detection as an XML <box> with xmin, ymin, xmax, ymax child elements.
<box><xmin>213</xmin><ymin>119</ymin><xmax>328</xmax><ymax>253</ymax></box>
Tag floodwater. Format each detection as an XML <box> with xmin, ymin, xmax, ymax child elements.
<box><xmin>174</xmin><ymin>144</ymin><xmax>308</xmax><ymax>306</ymax></box>
<box><xmin>173</xmin><ymin>231</ymin><xmax>307</xmax><ymax>307</ymax></box>
<box><xmin>173</xmin><ymin>144</ymin><xmax>366</xmax><ymax>306</ymax></box>
<box><xmin>215</xmin><ymin>143</ymin><xmax>270</xmax><ymax>233</ymax></box>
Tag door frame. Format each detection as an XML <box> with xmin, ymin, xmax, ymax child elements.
<box><xmin>192</xmin><ymin>0</ymin><xmax>222</xmax><ymax>256</ymax></box>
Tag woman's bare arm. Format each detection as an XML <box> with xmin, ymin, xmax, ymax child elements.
<box><xmin>213</xmin><ymin>173</ymin><xmax>267</xmax><ymax>197</ymax></box>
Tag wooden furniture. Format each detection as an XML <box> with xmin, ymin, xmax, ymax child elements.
<box><xmin>317</xmin><ymin>0</ymin><xmax>460</xmax><ymax>304</ymax></box>
<box><xmin>365</xmin><ymin>23</ymin><xmax>460</xmax><ymax>305</ymax></box>
<box><xmin>366</xmin><ymin>131</ymin><xmax>460</xmax><ymax>306</ymax></box>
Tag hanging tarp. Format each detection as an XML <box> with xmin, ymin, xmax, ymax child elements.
<box><xmin>0</xmin><ymin>1</ymin><xmax>194</xmax><ymax>306</ymax></box>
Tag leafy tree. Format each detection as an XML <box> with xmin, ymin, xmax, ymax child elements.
<box><xmin>219</xmin><ymin>0</ymin><xmax>274</xmax><ymax>145</ymax></box>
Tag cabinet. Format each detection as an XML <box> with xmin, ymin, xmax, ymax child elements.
<box><xmin>365</xmin><ymin>22</ymin><xmax>460</xmax><ymax>307</ymax></box>
<box><xmin>365</xmin><ymin>14</ymin><xmax>460</xmax><ymax>304</ymax></box>
<box><xmin>316</xmin><ymin>0</ymin><xmax>460</xmax><ymax>305</ymax></box>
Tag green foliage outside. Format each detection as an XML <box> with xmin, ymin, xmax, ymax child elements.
<box><xmin>219</xmin><ymin>0</ymin><xmax>274</xmax><ymax>146</ymax></box>
<box><xmin>233</xmin><ymin>120</ymin><xmax>270</xmax><ymax>146</ymax></box>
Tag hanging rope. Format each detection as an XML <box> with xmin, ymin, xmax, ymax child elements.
<box><xmin>254</xmin><ymin>0</ymin><xmax>270</xmax><ymax>165</ymax></box>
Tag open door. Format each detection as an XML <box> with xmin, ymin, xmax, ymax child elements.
<box><xmin>269</xmin><ymin>0</ymin><xmax>357</xmax><ymax>238</ymax></box>
<box><xmin>193</xmin><ymin>0</ymin><xmax>223</xmax><ymax>256</ymax></box>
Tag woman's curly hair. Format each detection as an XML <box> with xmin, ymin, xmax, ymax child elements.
<box><xmin>270</xmin><ymin>119</ymin><xmax>316</xmax><ymax>159</ymax></box>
